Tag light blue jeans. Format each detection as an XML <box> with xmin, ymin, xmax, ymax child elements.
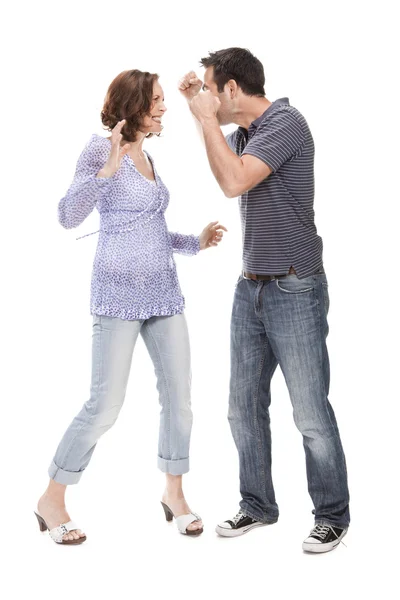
<box><xmin>49</xmin><ymin>312</ymin><xmax>193</xmax><ymax>484</ymax></box>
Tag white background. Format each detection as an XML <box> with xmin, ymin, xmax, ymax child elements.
<box><xmin>1</xmin><ymin>1</ymin><xmax>399</xmax><ymax>598</ymax></box>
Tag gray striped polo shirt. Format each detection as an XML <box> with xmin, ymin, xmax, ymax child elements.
<box><xmin>226</xmin><ymin>98</ymin><xmax>323</xmax><ymax>279</ymax></box>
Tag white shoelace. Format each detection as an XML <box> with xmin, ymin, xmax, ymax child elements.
<box><xmin>310</xmin><ymin>524</ymin><xmax>347</xmax><ymax>547</ymax></box>
<box><xmin>232</xmin><ymin>510</ymin><xmax>246</xmax><ymax>525</ymax></box>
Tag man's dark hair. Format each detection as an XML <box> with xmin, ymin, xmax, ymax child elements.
<box><xmin>200</xmin><ymin>47</ymin><xmax>265</xmax><ymax>96</ymax></box>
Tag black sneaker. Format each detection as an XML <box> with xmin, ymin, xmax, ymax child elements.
<box><xmin>302</xmin><ymin>524</ymin><xmax>348</xmax><ymax>553</ymax></box>
<box><xmin>215</xmin><ymin>510</ymin><xmax>269</xmax><ymax>537</ymax></box>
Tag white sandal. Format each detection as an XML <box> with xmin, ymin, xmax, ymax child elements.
<box><xmin>34</xmin><ymin>511</ymin><xmax>86</xmax><ymax>545</ymax></box>
<box><xmin>160</xmin><ymin>502</ymin><xmax>203</xmax><ymax>536</ymax></box>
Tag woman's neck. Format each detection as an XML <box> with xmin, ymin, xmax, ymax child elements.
<box><xmin>124</xmin><ymin>132</ymin><xmax>146</xmax><ymax>157</ymax></box>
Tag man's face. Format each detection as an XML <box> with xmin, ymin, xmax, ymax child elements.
<box><xmin>202</xmin><ymin>67</ymin><xmax>234</xmax><ymax>126</ymax></box>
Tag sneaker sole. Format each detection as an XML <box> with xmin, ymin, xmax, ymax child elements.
<box><xmin>302</xmin><ymin>530</ymin><xmax>347</xmax><ymax>553</ymax></box>
<box><xmin>215</xmin><ymin>521</ymin><xmax>269</xmax><ymax>538</ymax></box>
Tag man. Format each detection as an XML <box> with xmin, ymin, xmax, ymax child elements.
<box><xmin>178</xmin><ymin>47</ymin><xmax>350</xmax><ymax>553</ymax></box>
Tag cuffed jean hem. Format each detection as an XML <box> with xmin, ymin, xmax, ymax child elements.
<box><xmin>240</xmin><ymin>503</ymin><xmax>279</xmax><ymax>525</ymax></box>
<box><xmin>157</xmin><ymin>456</ymin><xmax>189</xmax><ymax>475</ymax></box>
<box><xmin>314</xmin><ymin>519</ymin><xmax>350</xmax><ymax>530</ymax></box>
<box><xmin>48</xmin><ymin>461</ymin><xmax>84</xmax><ymax>485</ymax></box>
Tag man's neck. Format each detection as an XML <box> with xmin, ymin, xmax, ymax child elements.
<box><xmin>234</xmin><ymin>97</ymin><xmax>272</xmax><ymax>129</ymax></box>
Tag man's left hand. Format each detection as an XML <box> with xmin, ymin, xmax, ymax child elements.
<box><xmin>190</xmin><ymin>91</ymin><xmax>221</xmax><ymax>123</ymax></box>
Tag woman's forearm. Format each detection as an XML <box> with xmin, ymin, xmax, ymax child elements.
<box><xmin>169</xmin><ymin>232</ymin><xmax>201</xmax><ymax>255</ymax></box>
<box><xmin>58</xmin><ymin>174</ymin><xmax>111</xmax><ymax>229</ymax></box>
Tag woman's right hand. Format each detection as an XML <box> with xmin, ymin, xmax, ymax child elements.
<box><xmin>97</xmin><ymin>120</ymin><xmax>131</xmax><ymax>178</ymax></box>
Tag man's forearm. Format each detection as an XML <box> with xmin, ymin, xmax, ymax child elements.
<box><xmin>201</xmin><ymin>118</ymin><xmax>244</xmax><ymax>198</ymax></box>
<box><xmin>192</xmin><ymin>114</ymin><xmax>205</xmax><ymax>146</ymax></box>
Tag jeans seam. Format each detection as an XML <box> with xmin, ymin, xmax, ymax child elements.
<box><xmin>145</xmin><ymin>320</ymin><xmax>172</xmax><ymax>459</ymax></box>
<box><xmin>254</xmin><ymin>338</ymin><xmax>269</xmax><ymax>511</ymax></box>
<box><xmin>59</xmin><ymin>317</ymin><xmax>103</xmax><ymax>471</ymax></box>
<box><xmin>254</xmin><ymin>285</ymin><xmax>276</xmax><ymax>518</ymax></box>
<box><xmin>315</xmin><ymin>280</ymin><xmax>336</xmax><ymax>434</ymax></box>
<box><xmin>310</xmin><ymin>282</ymin><xmax>349</xmax><ymax>526</ymax></box>
<box><xmin>313</xmin><ymin>282</ymin><xmax>332</xmax><ymax>502</ymax></box>
<box><xmin>314</xmin><ymin>280</ymin><xmax>347</xmax><ymax>518</ymax></box>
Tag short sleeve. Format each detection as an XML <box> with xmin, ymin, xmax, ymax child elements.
<box><xmin>243</xmin><ymin>109</ymin><xmax>305</xmax><ymax>172</ymax></box>
<box><xmin>226</xmin><ymin>129</ymin><xmax>239</xmax><ymax>153</ymax></box>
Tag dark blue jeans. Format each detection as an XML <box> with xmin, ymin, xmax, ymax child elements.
<box><xmin>228</xmin><ymin>271</ymin><xmax>350</xmax><ymax>528</ymax></box>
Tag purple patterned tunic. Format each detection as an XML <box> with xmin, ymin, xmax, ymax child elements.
<box><xmin>58</xmin><ymin>134</ymin><xmax>200</xmax><ymax>320</ymax></box>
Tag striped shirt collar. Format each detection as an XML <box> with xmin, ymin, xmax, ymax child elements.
<box><xmin>239</xmin><ymin>97</ymin><xmax>290</xmax><ymax>137</ymax></box>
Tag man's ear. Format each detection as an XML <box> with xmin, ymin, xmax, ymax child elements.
<box><xmin>227</xmin><ymin>79</ymin><xmax>239</xmax><ymax>99</ymax></box>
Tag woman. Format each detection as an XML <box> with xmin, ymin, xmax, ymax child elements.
<box><xmin>35</xmin><ymin>69</ymin><xmax>226</xmax><ymax>544</ymax></box>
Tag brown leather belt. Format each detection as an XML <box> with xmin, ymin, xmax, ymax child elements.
<box><xmin>243</xmin><ymin>266</ymin><xmax>297</xmax><ymax>281</ymax></box>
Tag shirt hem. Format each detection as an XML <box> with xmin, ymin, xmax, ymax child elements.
<box><xmin>242</xmin><ymin>260</ymin><xmax>323</xmax><ymax>279</ymax></box>
<box><xmin>90</xmin><ymin>303</ymin><xmax>186</xmax><ymax>321</ymax></box>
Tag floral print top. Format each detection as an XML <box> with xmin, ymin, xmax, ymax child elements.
<box><xmin>58</xmin><ymin>134</ymin><xmax>200</xmax><ymax>320</ymax></box>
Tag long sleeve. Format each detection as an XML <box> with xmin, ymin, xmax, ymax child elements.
<box><xmin>169</xmin><ymin>232</ymin><xmax>201</xmax><ymax>256</ymax></box>
<box><xmin>58</xmin><ymin>136</ymin><xmax>112</xmax><ymax>229</ymax></box>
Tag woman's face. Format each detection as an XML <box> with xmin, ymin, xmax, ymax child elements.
<box><xmin>140</xmin><ymin>80</ymin><xmax>167</xmax><ymax>134</ymax></box>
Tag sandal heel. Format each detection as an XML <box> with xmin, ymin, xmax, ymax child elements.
<box><xmin>160</xmin><ymin>502</ymin><xmax>174</xmax><ymax>522</ymax></box>
<box><xmin>34</xmin><ymin>512</ymin><xmax>48</xmax><ymax>532</ymax></box>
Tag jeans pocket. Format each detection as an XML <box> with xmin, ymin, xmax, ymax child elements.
<box><xmin>275</xmin><ymin>275</ymin><xmax>315</xmax><ymax>294</ymax></box>
<box><xmin>235</xmin><ymin>274</ymin><xmax>244</xmax><ymax>288</ymax></box>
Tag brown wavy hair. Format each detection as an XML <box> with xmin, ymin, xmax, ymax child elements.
<box><xmin>101</xmin><ymin>70</ymin><xmax>160</xmax><ymax>142</ymax></box>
